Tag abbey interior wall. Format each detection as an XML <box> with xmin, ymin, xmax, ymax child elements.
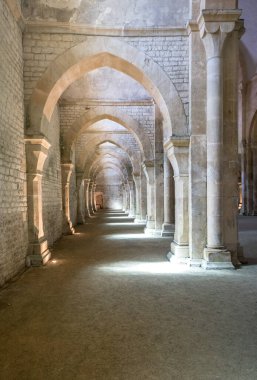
<box><xmin>42</xmin><ymin>106</ymin><xmax>63</xmax><ymax>247</ymax></box>
<box><xmin>0</xmin><ymin>1</ymin><xmax>28</xmax><ymax>285</ymax></box>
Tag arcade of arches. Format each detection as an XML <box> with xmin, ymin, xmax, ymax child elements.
<box><xmin>1</xmin><ymin>0</ymin><xmax>257</xmax><ymax>377</ymax></box>
<box><xmin>2</xmin><ymin>0</ymin><xmax>256</xmax><ymax>279</ymax></box>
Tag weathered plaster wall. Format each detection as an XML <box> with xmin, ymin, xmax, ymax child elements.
<box><xmin>22</xmin><ymin>0</ymin><xmax>189</xmax><ymax>28</ymax></box>
<box><xmin>0</xmin><ymin>0</ymin><xmax>28</xmax><ymax>285</ymax></box>
<box><xmin>42</xmin><ymin>106</ymin><xmax>63</xmax><ymax>246</ymax></box>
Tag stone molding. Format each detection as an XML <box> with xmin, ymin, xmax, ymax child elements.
<box><xmin>25</xmin><ymin>21</ymin><xmax>187</xmax><ymax>37</ymax></box>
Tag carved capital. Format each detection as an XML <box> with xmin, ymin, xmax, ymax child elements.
<box><xmin>198</xmin><ymin>10</ymin><xmax>241</xmax><ymax>59</ymax></box>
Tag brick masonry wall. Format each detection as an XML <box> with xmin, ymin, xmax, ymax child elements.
<box><xmin>59</xmin><ymin>103</ymin><xmax>155</xmax><ymax>152</ymax></box>
<box><xmin>0</xmin><ymin>1</ymin><xmax>28</xmax><ymax>286</ymax></box>
<box><xmin>42</xmin><ymin>106</ymin><xmax>63</xmax><ymax>246</ymax></box>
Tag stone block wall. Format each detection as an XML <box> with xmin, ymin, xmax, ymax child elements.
<box><xmin>42</xmin><ymin>106</ymin><xmax>63</xmax><ymax>246</ymax></box>
<box><xmin>0</xmin><ymin>1</ymin><xmax>28</xmax><ymax>285</ymax></box>
<box><xmin>125</xmin><ymin>36</ymin><xmax>189</xmax><ymax>117</ymax></box>
<box><xmin>59</xmin><ymin>103</ymin><xmax>155</xmax><ymax>152</ymax></box>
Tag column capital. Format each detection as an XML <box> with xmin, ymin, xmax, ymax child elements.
<box><xmin>25</xmin><ymin>135</ymin><xmax>51</xmax><ymax>174</ymax></box>
<box><xmin>164</xmin><ymin>137</ymin><xmax>189</xmax><ymax>177</ymax></box>
<box><xmin>198</xmin><ymin>10</ymin><xmax>241</xmax><ymax>58</ymax></box>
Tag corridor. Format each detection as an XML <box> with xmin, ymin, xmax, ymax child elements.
<box><xmin>0</xmin><ymin>211</ymin><xmax>257</xmax><ymax>380</ymax></box>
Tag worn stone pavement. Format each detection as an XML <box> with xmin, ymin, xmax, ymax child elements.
<box><xmin>0</xmin><ymin>211</ymin><xmax>257</xmax><ymax>380</ymax></box>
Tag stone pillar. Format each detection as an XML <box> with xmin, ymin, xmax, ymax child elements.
<box><xmin>222</xmin><ymin>18</ymin><xmax>244</xmax><ymax>264</ymax></box>
<box><xmin>162</xmin><ymin>154</ymin><xmax>175</xmax><ymax>237</ymax></box>
<box><xmin>61</xmin><ymin>163</ymin><xmax>75</xmax><ymax>235</ymax></box>
<box><xmin>240</xmin><ymin>140</ymin><xmax>248</xmax><ymax>215</ymax></box>
<box><xmin>133</xmin><ymin>173</ymin><xmax>142</xmax><ymax>223</ymax></box>
<box><xmin>84</xmin><ymin>179</ymin><xmax>91</xmax><ymax>218</ymax></box>
<box><xmin>76</xmin><ymin>172</ymin><xmax>85</xmax><ymax>224</ymax></box>
<box><xmin>128</xmin><ymin>179</ymin><xmax>135</xmax><ymax>218</ymax></box>
<box><xmin>142</xmin><ymin>160</ymin><xmax>156</xmax><ymax>233</ymax></box>
<box><xmin>92</xmin><ymin>183</ymin><xmax>97</xmax><ymax>212</ymax></box>
<box><xmin>154</xmin><ymin>158</ymin><xmax>164</xmax><ymax>235</ymax></box>
<box><xmin>164</xmin><ymin>137</ymin><xmax>189</xmax><ymax>262</ymax></box>
<box><xmin>25</xmin><ymin>136</ymin><xmax>51</xmax><ymax>266</ymax></box>
<box><xmin>88</xmin><ymin>181</ymin><xmax>95</xmax><ymax>215</ymax></box>
<box><xmin>125</xmin><ymin>181</ymin><xmax>130</xmax><ymax>214</ymax></box>
<box><xmin>140</xmin><ymin>171</ymin><xmax>147</xmax><ymax>223</ymax></box>
<box><xmin>252</xmin><ymin>146</ymin><xmax>257</xmax><ymax>215</ymax></box>
<box><xmin>199</xmin><ymin>9</ymin><xmax>241</xmax><ymax>268</ymax></box>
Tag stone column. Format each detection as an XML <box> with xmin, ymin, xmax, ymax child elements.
<box><xmin>164</xmin><ymin>137</ymin><xmax>189</xmax><ymax>262</ymax></box>
<box><xmin>61</xmin><ymin>163</ymin><xmax>75</xmax><ymax>235</ymax></box>
<box><xmin>246</xmin><ymin>146</ymin><xmax>254</xmax><ymax>215</ymax></box>
<box><xmin>199</xmin><ymin>9</ymin><xmax>241</xmax><ymax>268</ymax></box>
<box><xmin>162</xmin><ymin>154</ymin><xmax>175</xmax><ymax>237</ymax></box>
<box><xmin>128</xmin><ymin>179</ymin><xmax>135</xmax><ymax>218</ymax></box>
<box><xmin>88</xmin><ymin>181</ymin><xmax>95</xmax><ymax>215</ymax></box>
<box><xmin>84</xmin><ymin>179</ymin><xmax>91</xmax><ymax>218</ymax></box>
<box><xmin>76</xmin><ymin>172</ymin><xmax>85</xmax><ymax>224</ymax></box>
<box><xmin>92</xmin><ymin>183</ymin><xmax>97</xmax><ymax>212</ymax></box>
<box><xmin>240</xmin><ymin>140</ymin><xmax>248</xmax><ymax>215</ymax></box>
<box><xmin>125</xmin><ymin>181</ymin><xmax>130</xmax><ymax>214</ymax></box>
<box><xmin>140</xmin><ymin>171</ymin><xmax>147</xmax><ymax>223</ymax></box>
<box><xmin>133</xmin><ymin>173</ymin><xmax>142</xmax><ymax>223</ymax></box>
<box><xmin>252</xmin><ymin>146</ymin><xmax>257</xmax><ymax>215</ymax></box>
<box><xmin>25</xmin><ymin>136</ymin><xmax>51</xmax><ymax>266</ymax></box>
<box><xmin>142</xmin><ymin>160</ymin><xmax>156</xmax><ymax>233</ymax></box>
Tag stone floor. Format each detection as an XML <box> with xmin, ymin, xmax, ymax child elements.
<box><xmin>0</xmin><ymin>211</ymin><xmax>257</xmax><ymax>380</ymax></box>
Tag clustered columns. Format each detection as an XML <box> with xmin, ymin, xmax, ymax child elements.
<box><xmin>61</xmin><ymin>162</ymin><xmax>75</xmax><ymax>235</ymax></box>
<box><xmin>199</xmin><ymin>8</ymin><xmax>241</xmax><ymax>269</ymax></box>
<box><xmin>25</xmin><ymin>137</ymin><xmax>51</xmax><ymax>266</ymax></box>
<box><xmin>161</xmin><ymin>153</ymin><xmax>175</xmax><ymax>237</ymax></box>
<box><xmin>165</xmin><ymin>137</ymin><xmax>189</xmax><ymax>262</ymax></box>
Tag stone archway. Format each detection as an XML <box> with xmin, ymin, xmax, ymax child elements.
<box><xmin>26</xmin><ymin>36</ymin><xmax>187</xmax><ymax>265</ymax></box>
<box><xmin>63</xmin><ymin>107</ymin><xmax>154</xmax><ymax>163</ymax></box>
<box><xmin>28</xmin><ymin>36</ymin><xmax>187</xmax><ymax>139</ymax></box>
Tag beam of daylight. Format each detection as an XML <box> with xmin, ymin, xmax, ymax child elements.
<box><xmin>103</xmin><ymin>233</ymin><xmax>153</xmax><ymax>239</ymax></box>
<box><xmin>104</xmin><ymin>222</ymin><xmax>139</xmax><ymax>226</ymax></box>
<box><xmin>97</xmin><ymin>261</ymin><xmax>190</xmax><ymax>274</ymax></box>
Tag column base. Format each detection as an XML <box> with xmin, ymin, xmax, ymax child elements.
<box><xmin>144</xmin><ymin>227</ymin><xmax>160</xmax><ymax>236</ymax></box>
<box><xmin>62</xmin><ymin>220</ymin><xmax>75</xmax><ymax>235</ymax></box>
<box><xmin>203</xmin><ymin>247</ymin><xmax>235</xmax><ymax>270</ymax></box>
<box><xmin>170</xmin><ymin>241</ymin><xmax>189</xmax><ymax>261</ymax></box>
<box><xmin>237</xmin><ymin>243</ymin><xmax>248</xmax><ymax>265</ymax></box>
<box><xmin>134</xmin><ymin>219</ymin><xmax>146</xmax><ymax>225</ymax></box>
<box><xmin>187</xmin><ymin>258</ymin><xmax>202</xmax><ymax>267</ymax></box>
<box><xmin>167</xmin><ymin>251</ymin><xmax>188</xmax><ymax>265</ymax></box>
<box><xmin>161</xmin><ymin>223</ymin><xmax>175</xmax><ymax>237</ymax></box>
<box><xmin>26</xmin><ymin>239</ymin><xmax>51</xmax><ymax>267</ymax></box>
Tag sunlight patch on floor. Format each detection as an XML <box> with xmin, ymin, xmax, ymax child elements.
<box><xmin>97</xmin><ymin>260</ymin><xmax>190</xmax><ymax>274</ymax></box>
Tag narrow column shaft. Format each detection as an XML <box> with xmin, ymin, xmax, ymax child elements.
<box><xmin>163</xmin><ymin>154</ymin><xmax>174</xmax><ymax>224</ymax></box>
<box><xmin>252</xmin><ymin>147</ymin><xmax>257</xmax><ymax>215</ymax></box>
<box><xmin>206</xmin><ymin>56</ymin><xmax>224</xmax><ymax>248</ymax></box>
